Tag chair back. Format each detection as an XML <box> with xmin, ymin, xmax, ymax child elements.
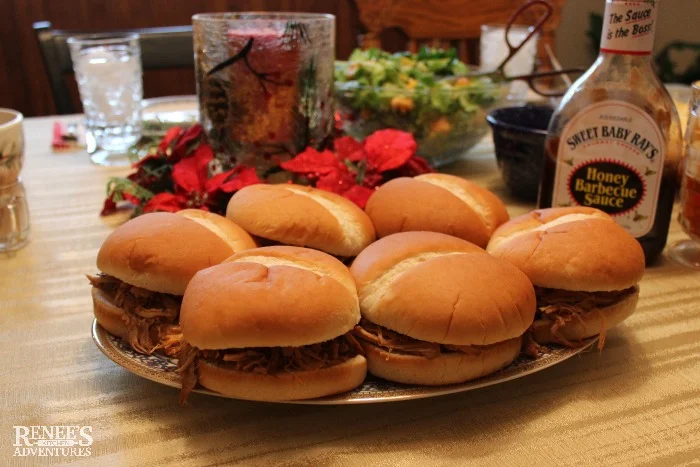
<box><xmin>355</xmin><ymin>0</ymin><xmax>565</xmax><ymax>67</ymax></box>
<box><xmin>33</xmin><ymin>21</ymin><xmax>194</xmax><ymax>115</ymax></box>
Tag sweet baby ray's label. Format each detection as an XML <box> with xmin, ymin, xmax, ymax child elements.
<box><xmin>551</xmin><ymin>100</ymin><xmax>664</xmax><ymax>237</ymax></box>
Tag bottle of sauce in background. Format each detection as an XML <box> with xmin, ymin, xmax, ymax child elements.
<box><xmin>539</xmin><ymin>0</ymin><xmax>682</xmax><ymax>264</ymax></box>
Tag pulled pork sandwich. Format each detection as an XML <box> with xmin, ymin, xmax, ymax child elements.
<box><xmin>88</xmin><ymin>209</ymin><xmax>256</xmax><ymax>356</ymax></box>
<box><xmin>177</xmin><ymin>246</ymin><xmax>367</xmax><ymax>403</ymax></box>
<box><xmin>226</xmin><ymin>184</ymin><xmax>376</xmax><ymax>257</ymax></box>
<box><xmin>486</xmin><ymin>207</ymin><xmax>645</xmax><ymax>351</ymax></box>
<box><xmin>350</xmin><ymin>232</ymin><xmax>535</xmax><ymax>385</ymax></box>
<box><xmin>365</xmin><ymin>173</ymin><xmax>509</xmax><ymax>248</ymax></box>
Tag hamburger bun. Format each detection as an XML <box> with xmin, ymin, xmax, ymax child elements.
<box><xmin>351</xmin><ymin>232</ymin><xmax>535</xmax><ymax>345</ymax></box>
<box><xmin>177</xmin><ymin>209</ymin><xmax>256</xmax><ymax>252</ymax></box>
<box><xmin>486</xmin><ymin>207</ymin><xmax>645</xmax><ymax>291</ymax></box>
<box><xmin>365</xmin><ymin>174</ymin><xmax>509</xmax><ymax>247</ymax></box>
<box><xmin>181</xmin><ymin>246</ymin><xmax>361</xmax><ymax>349</ymax></box>
<box><xmin>196</xmin><ymin>354</ymin><xmax>367</xmax><ymax>401</ymax></box>
<box><xmin>531</xmin><ymin>287</ymin><xmax>639</xmax><ymax>344</ymax></box>
<box><xmin>91</xmin><ymin>287</ymin><xmax>128</xmax><ymax>339</ymax></box>
<box><xmin>96</xmin><ymin>212</ymin><xmax>256</xmax><ymax>295</ymax></box>
<box><xmin>362</xmin><ymin>336</ymin><xmax>521</xmax><ymax>386</ymax></box>
<box><xmin>226</xmin><ymin>184</ymin><xmax>376</xmax><ymax>256</ymax></box>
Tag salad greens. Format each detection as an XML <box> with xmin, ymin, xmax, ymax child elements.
<box><xmin>334</xmin><ymin>48</ymin><xmax>505</xmax><ymax>165</ymax></box>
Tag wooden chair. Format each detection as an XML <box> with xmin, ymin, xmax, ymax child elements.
<box><xmin>354</xmin><ymin>0</ymin><xmax>565</xmax><ymax>69</ymax></box>
<box><xmin>33</xmin><ymin>21</ymin><xmax>194</xmax><ymax>115</ymax></box>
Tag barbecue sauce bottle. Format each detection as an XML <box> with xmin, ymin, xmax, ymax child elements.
<box><xmin>538</xmin><ymin>0</ymin><xmax>682</xmax><ymax>263</ymax></box>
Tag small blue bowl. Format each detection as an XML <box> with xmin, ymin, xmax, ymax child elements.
<box><xmin>486</xmin><ymin>105</ymin><xmax>554</xmax><ymax>201</ymax></box>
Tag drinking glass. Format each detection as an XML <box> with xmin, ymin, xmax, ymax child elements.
<box><xmin>480</xmin><ymin>24</ymin><xmax>539</xmax><ymax>104</ymax></box>
<box><xmin>668</xmin><ymin>81</ymin><xmax>700</xmax><ymax>268</ymax></box>
<box><xmin>68</xmin><ymin>33</ymin><xmax>143</xmax><ymax>166</ymax></box>
<box><xmin>0</xmin><ymin>108</ymin><xmax>29</xmax><ymax>253</ymax></box>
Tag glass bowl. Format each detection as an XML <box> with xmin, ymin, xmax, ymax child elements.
<box><xmin>334</xmin><ymin>79</ymin><xmax>509</xmax><ymax>167</ymax></box>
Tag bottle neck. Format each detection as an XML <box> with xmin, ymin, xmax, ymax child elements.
<box><xmin>598</xmin><ymin>51</ymin><xmax>652</xmax><ymax>66</ymax></box>
<box><xmin>599</xmin><ymin>0</ymin><xmax>658</xmax><ymax>57</ymax></box>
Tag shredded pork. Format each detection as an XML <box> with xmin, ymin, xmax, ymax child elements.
<box><xmin>177</xmin><ymin>332</ymin><xmax>365</xmax><ymax>404</ymax></box>
<box><xmin>522</xmin><ymin>330</ymin><xmax>547</xmax><ymax>359</ymax></box>
<box><xmin>534</xmin><ymin>286</ymin><xmax>635</xmax><ymax>350</ymax></box>
<box><xmin>353</xmin><ymin>319</ymin><xmax>487</xmax><ymax>359</ymax></box>
<box><xmin>87</xmin><ymin>273</ymin><xmax>183</xmax><ymax>356</ymax></box>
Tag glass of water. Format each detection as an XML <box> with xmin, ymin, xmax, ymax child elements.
<box><xmin>68</xmin><ymin>33</ymin><xmax>143</xmax><ymax>166</ymax></box>
<box><xmin>480</xmin><ymin>24</ymin><xmax>539</xmax><ymax>104</ymax></box>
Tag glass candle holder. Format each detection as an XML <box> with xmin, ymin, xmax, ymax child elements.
<box><xmin>193</xmin><ymin>13</ymin><xmax>335</xmax><ymax>173</ymax></box>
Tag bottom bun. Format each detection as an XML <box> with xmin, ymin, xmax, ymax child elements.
<box><xmin>197</xmin><ymin>354</ymin><xmax>368</xmax><ymax>401</ymax></box>
<box><xmin>92</xmin><ymin>287</ymin><xmax>128</xmax><ymax>339</ymax></box>
<box><xmin>531</xmin><ymin>287</ymin><xmax>639</xmax><ymax>345</ymax></box>
<box><xmin>362</xmin><ymin>337</ymin><xmax>522</xmax><ymax>386</ymax></box>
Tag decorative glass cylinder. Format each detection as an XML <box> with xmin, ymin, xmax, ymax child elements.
<box><xmin>193</xmin><ymin>13</ymin><xmax>335</xmax><ymax>173</ymax></box>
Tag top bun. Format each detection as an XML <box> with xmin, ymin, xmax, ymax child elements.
<box><xmin>350</xmin><ymin>232</ymin><xmax>534</xmax><ymax>345</ymax></box>
<box><xmin>181</xmin><ymin>246</ymin><xmax>361</xmax><ymax>349</ymax></box>
<box><xmin>486</xmin><ymin>207</ymin><xmax>645</xmax><ymax>291</ymax></box>
<box><xmin>365</xmin><ymin>173</ymin><xmax>509</xmax><ymax>247</ymax></box>
<box><xmin>96</xmin><ymin>211</ymin><xmax>255</xmax><ymax>295</ymax></box>
<box><xmin>178</xmin><ymin>209</ymin><xmax>256</xmax><ymax>252</ymax></box>
<box><xmin>226</xmin><ymin>184</ymin><xmax>376</xmax><ymax>257</ymax></box>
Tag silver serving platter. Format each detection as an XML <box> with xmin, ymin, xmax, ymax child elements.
<box><xmin>92</xmin><ymin>320</ymin><xmax>597</xmax><ymax>405</ymax></box>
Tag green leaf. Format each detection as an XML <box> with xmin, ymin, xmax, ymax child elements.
<box><xmin>105</xmin><ymin>177</ymin><xmax>155</xmax><ymax>202</ymax></box>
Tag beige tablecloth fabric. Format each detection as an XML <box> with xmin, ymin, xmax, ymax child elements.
<box><xmin>1</xmin><ymin>116</ymin><xmax>700</xmax><ymax>466</ymax></box>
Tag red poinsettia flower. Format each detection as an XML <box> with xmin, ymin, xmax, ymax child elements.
<box><xmin>170</xmin><ymin>125</ymin><xmax>204</xmax><ymax>162</ymax></box>
<box><xmin>143</xmin><ymin>144</ymin><xmax>262</xmax><ymax>214</ymax></box>
<box><xmin>281</xmin><ymin>146</ymin><xmax>369</xmax><ymax>205</ymax></box>
<box><xmin>402</xmin><ymin>155</ymin><xmax>434</xmax><ymax>176</ymax></box>
<box><xmin>206</xmin><ymin>166</ymin><xmax>261</xmax><ymax>194</ymax></box>
<box><xmin>314</xmin><ymin>164</ymin><xmax>356</xmax><ymax>193</ymax></box>
<box><xmin>363</xmin><ymin>129</ymin><xmax>417</xmax><ymax>172</ymax></box>
<box><xmin>100</xmin><ymin>197</ymin><xmax>118</xmax><ymax>216</ymax></box>
<box><xmin>280</xmin><ymin>131</ymin><xmax>427</xmax><ymax>208</ymax></box>
<box><xmin>171</xmin><ymin>144</ymin><xmax>214</xmax><ymax>195</ymax></box>
<box><xmin>280</xmin><ymin>147</ymin><xmax>345</xmax><ymax>175</ymax></box>
<box><xmin>158</xmin><ymin>126</ymin><xmax>183</xmax><ymax>152</ymax></box>
<box><xmin>342</xmin><ymin>184</ymin><xmax>375</xmax><ymax>208</ymax></box>
<box><xmin>103</xmin><ymin>123</ymin><xmax>430</xmax><ymax>217</ymax></box>
<box><xmin>334</xmin><ymin>136</ymin><xmax>365</xmax><ymax>162</ymax></box>
<box><xmin>143</xmin><ymin>192</ymin><xmax>189</xmax><ymax>213</ymax></box>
